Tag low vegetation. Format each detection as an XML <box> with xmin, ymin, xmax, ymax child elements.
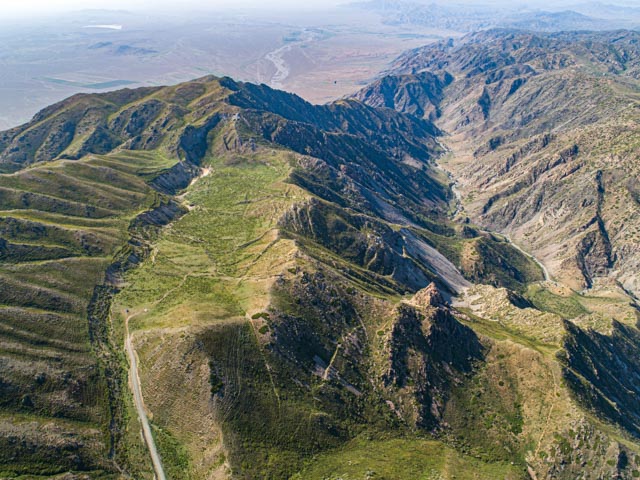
<box><xmin>0</xmin><ymin>59</ymin><xmax>639</xmax><ymax>480</ymax></box>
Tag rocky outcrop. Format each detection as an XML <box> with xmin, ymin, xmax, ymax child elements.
<box><xmin>561</xmin><ymin>319</ymin><xmax>640</xmax><ymax>438</ymax></box>
<box><xmin>105</xmin><ymin>200</ymin><xmax>187</xmax><ymax>286</ymax></box>
<box><xmin>382</xmin><ymin>285</ymin><xmax>483</xmax><ymax>429</ymax></box>
<box><xmin>410</xmin><ymin>282</ymin><xmax>446</xmax><ymax>308</ymax></box>
<box><xmin>575</xmin><ymin>171</ymin><xmax>616</xmax><ymax>288</ymax></box>
<box><xmin>177</xmin><ymin>114</ymin><xmax>223</xmax><ymax>165</ymax></box>
<box><xmin>149</xmin><ymin>160</ymin><xmax>200</xmax><ymax>196</ymax></box>
<box><xmin>108</xmin><ymin>98</ymin><xmax>166</xmax><ymax>138</ymax></box>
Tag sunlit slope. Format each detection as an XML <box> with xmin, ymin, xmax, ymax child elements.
<box><xmin>0</xmin><ymin>73</ymin><xmax>601</xmax><ymax>480</ymax></box>
<box><xmin>112</xmin><ymin>146</ymin><xmax>534</xmax><ymax>479</ymax></box>
<box><xmin>0</xmin><ymin>150</ymin><xmax>180</xmax><ymax>477</ymax></box>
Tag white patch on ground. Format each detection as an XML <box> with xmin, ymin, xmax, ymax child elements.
<box><xmin>82</xmin><ymin>24</ymin><xmax>123</xmax><ymax>30</ymax></box>
<box><xmin>401</xmin><ymin>228</ymin><xmax>471</xmax><ymax>294</ymax></box>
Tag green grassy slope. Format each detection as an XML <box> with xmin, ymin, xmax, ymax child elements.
<box><xmin>0</xmin><ymin>151</ymin><xmax>177</xmax><ymax>477</ymax></box>
<box><xmin>2</xmin><ymin>71</ymin><xmax>635</xmax><ymax>480</ymax></box>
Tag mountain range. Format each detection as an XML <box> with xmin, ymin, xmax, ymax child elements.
<box><xmin>0</xmin><ymin>28</ymin><xmax>639</xmax><ymax>480</ymax></box>
<box><xmin>351</xmin><ymin>1</ymin><xmax>640</xmax><ymax>32</ymax></box>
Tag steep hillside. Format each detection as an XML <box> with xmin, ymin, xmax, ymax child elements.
<box><xmin>3</xmin><ymin>38</ymin><xmax>640</xmax><ymax>477</ymax></box>
<box><xmin>352</xmin><ymin>28</ymin><xmax>640</xmax><ymax>479</ymax></box>
<box><xmin>358</xmin><ymin>29</ymin><xmax>640</xmax><ymax>296</ymax></box>
<box><xmin>0</xmin><ymin>75</ymin><xmax>552</xmax><ymax>479</ymax></box>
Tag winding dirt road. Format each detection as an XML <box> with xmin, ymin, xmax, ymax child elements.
<box><xmin>125</xmin><ymin>313</ymin><xmax>167</xmax><ymax>480</ymax></box>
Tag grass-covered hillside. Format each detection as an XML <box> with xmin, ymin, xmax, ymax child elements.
<box><xmin>0</xmin><ymin>150</ymin><xmax>177</xmax><ymax>478</ymax></box>
<box><xmin>1</xmin><ymin>70</ymin><xmax>637</xmax><ymax>480</ymax></box>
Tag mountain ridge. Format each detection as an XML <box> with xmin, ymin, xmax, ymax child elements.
<box><xmin>1</xmin><ymin>35</ymin><xmax>640</xmax><ymax>480</ymax></box>
<box><xmin>0</xmin><ymin>74</ymin><xmax>550</xmax><ymax>479</ymax></box>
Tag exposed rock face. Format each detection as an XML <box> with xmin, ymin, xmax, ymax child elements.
<box><xmin>355</xmin><ymin>29</ymin><xmax>640</xmax><ymax>296</ymax></box>
<box><xmin>108</xmin><ymin>98</ymin><xmax>166</xmax><ymax>139</ymax></box>
<box><xmin>562</xmin><ymin>319</ymin><xmax>640</xmax><ymax>438</ymax></box>
<box><xmin>177</xmin><ymin>113</ymin><xmax>223</xmax><ymax>164</ymax></box>
<box><xmin>149</xmin><ymin>161</ymin><xmax>200</xmax><ymax>195</ymax></box>
<box><xmin>382</xmin><ymin>287</ymin><xmax>483</xmax><ymax>429</ymax></box>
<box><xmin>410</xmin><ymin>282</ymin><xmax>445</xmax><ymax>308</ymax></box>
<box><xmin>280</xmin><ymin>199</ymin><xmax>437</xmax><ymax>293</ymax></box>
<box><xmin>106</xmin><ymin>200</ymin><xmax>187</xmax><ymax>286</ymax></box>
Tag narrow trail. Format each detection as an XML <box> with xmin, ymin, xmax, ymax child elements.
<box><xmin>446</xmin><ymin>164</ymin><xmax>551</xmax><ymax>283</ymax></box>
<box><xmin>533</xmin><ymin>364</ymin><xmax>559</xmax><ymax>459</ymax></box>
<box><xmin>503</xmin><ymin>234</ymin><xmax>551</xmax><ymax>282</ymax></box>
<box><xmin>248</xmin><ymin>319</ymin><xmax>282</xmax><ymax>410</ymax></box>
<box><xmin>527</xmin><ymin>363</ymin><xmax>560</xmax><ymax>480</ymax></box>
<box><xmin>125</xmin><ymin>311</ymin><xmax>167</xmax><ymax>480</ymax></box>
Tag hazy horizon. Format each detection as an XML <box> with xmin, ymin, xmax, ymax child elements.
<box><xmin>1</xmin><ymin>0</ymin><xmax>638</xmax><ymax>130</ymax></box>
<box><xmin>4</xmin><ymin>0</ymin><xmax>344</xmax><ymax>18</ymax></box>
<box><xmin>5</xmin><ymin>0</ymin><xmax>640</xmax><ymax>18</ymax></box>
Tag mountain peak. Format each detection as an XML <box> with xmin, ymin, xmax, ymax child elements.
<box><xmin>410</xmin><ymin>281</ymin><xmax>445</xmax><ymax>307</ymax></box>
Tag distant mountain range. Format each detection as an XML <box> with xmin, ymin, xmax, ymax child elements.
<box><xmin>351</xmin><ymin>0</ymin><xmax>640</xmax><ymax>31</ymax></box>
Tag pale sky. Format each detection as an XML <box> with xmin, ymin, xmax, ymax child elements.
<box><xmin>4</xmin><ymin>0</ymin><xmax>634</xmax><ymax>18</ymax></box>
<box><xmin>3</xmin><ymin>0</ymin><xmax>343</xmax><ymax>16</ymax></box>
